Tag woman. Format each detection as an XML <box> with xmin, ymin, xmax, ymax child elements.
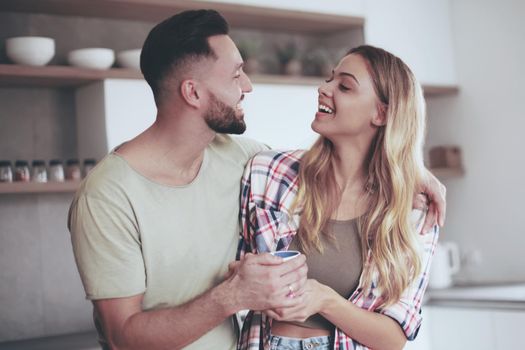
<box><xmin>237</xmin><ymin>45</ymin><xmax>439</xmax><ymax>350</ymax></box>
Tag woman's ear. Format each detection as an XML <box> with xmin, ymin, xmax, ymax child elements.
<box><xmin>372</xmin><ymin>103</ymin><xmax>387</xmax><ymax>127</ymax></box>
<box><xmin>180</xmin><ymin>79</ymin><xmax>201</xmax><ymax>109</ymax></box>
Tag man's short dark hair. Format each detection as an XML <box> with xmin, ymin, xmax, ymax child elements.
<box><xmin>140</xmin><ymin>9</ymin><xmax>229</xmax><ymax>104</ymax></box>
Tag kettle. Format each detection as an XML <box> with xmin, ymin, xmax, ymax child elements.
<box><xmin>428</xmin><ymin>241</ymin><xmax>461</xmax><ymax>289</ymax></box>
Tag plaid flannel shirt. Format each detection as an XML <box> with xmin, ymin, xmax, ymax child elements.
<box><xmin>236</xmin><ymin>150</ymin><xmax>439</xmax><ymax>350</ymax></box>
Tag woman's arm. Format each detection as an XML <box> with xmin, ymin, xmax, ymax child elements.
<box><xmin>269</xmin><ymin>209</ymin><xmax>438</xmax><ymax>348</ymax></box>
<box><xmin>268</xmin><ymin>280</ymin><xmax>406</xmax><ymax>350</ymax></box>
<box><xmin>320</xmin><ymin>284</ymin><xmax>407</xmax><ymax>350</ymax></box>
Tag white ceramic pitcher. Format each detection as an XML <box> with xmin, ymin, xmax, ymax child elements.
<box><xmin>428</xmin><ymin>241</ymin><xmax>461</xmax><ymax>289</ymax></box>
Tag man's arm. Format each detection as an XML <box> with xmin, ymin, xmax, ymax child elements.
<box><xmin>95</xmin><ymin>253</ymin><xmax>307</xmax><ymax>350</ymax></box>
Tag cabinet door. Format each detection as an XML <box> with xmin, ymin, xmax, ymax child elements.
<box><xmin>242</xmin><ymin>84</ymin><xmax>318</xmax><ymax>150</ymax></box>
<box><xmin>428</xmin><ymin>307</ymin><xmax>496</xmax><ymax>350</ymax></box>
<box><xmin>493</xmin><ymin>310</ymin><xmax>525</xmax><ymax>348</ymax></box>
<box><xmin>364</xmin><ymin>0</ymin><xmax>457</xmax><ymax>86</ymax></box>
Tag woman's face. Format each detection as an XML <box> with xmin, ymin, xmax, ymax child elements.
<box><xmin>312</xmin><ymin>53</ymin><xmax>385</xmax><ymax>143</ymax></box>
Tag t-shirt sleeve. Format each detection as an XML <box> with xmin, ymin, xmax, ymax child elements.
<box><xmin>68</xmin><ymin>192</ymin><xmax>146</xmax><ymax>300</ymax></box>
<box><xmin>233</xmin><ymin>136</ymin><xmax>270</xmax><ymax>160</ymax></box>
<box><xmin>379</xmin><ymin>209</ymin><xmax>439</xmax><ymax>340</ymax></box>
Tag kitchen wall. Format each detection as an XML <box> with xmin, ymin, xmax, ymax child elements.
<box><xmin>0</xmin><ymin>13</ymin><xmax>154</xmax><ymax>342</ymax></box>
<box><xmin>0</xmin><ymin>85</ymin><xmax>92</xmax><ymax>341</ymax></box>
<box><xmin>426</xmin><ymin>0</ymin><xmax>525</xmax><ymax>284</ymax></box>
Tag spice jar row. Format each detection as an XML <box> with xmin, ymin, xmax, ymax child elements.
<box><xmin>0</xmin><ymin>159</ymin><xmax>96</xmax><ymax>183</ymax></box>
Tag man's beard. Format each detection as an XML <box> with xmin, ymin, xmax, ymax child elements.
<box><xmin>204</xmin><ymin>92</ymin><xmax>246</xmax><ymax>135</ymax></box>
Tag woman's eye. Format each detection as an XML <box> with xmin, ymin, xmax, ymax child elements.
<box><xmin>339</xmin><ymin>84</ymin><xmax>350</xmax><ymax>91</ymax></box>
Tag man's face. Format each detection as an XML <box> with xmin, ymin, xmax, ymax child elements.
<box><xmin>204</xmin><ymin>91</ymin><xmax>246</xmax><ymax>134</ymax></box>
<box><xmin>202</xmin><ymin>35</ymin><xmax>253</xmax><ymax>134</ymax></box>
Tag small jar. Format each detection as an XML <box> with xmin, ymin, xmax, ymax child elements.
<box><xmin>31</xmin><ymin>160</ymin><xmax>48</xmax><ymax>183</ymax></box>
<box><xmin>83</xmin><ymin>158</ymin><xmax>97</xmax><ymax>177</ymax></box>
<box><xmin>49</xmin><ymin>159</ymin><xmax>65</xmax><ymax>182</ymax></box>
<box><xmin>0</xmin><ymin>160</ymin><xmax>13</xmax><ymax>182</ymax></box>
<box><xmin>66</xmin><ymin>159</ymin><xmax>82</xmax><ymax>181</ymax></box>
<box><xmin>14</xmin><ymin>160</ymin><xmax>30</xmax><ymax>182</ymax></box>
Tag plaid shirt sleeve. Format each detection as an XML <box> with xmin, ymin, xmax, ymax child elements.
<box><xmin>237</xmin><ymin>155</ymin><xmax>254</xmax><ymax>260</ymax></box>
<box><xmin>236</xmin><ymin>150</ymin><xmax>303</xmax><ymax>350</ymax></box>
<box><xmin>378</xmin><ymin>210</ymin><xmax>440</xmax><ymax>340</ymax></box>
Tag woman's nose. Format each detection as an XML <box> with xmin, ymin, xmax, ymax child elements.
<box><xmin>318</xmin><ymin>82</ymin><xmax>332</xmax><ymax>97</ymax></box>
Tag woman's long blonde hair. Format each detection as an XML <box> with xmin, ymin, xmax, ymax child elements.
<box><xmin>295</xmin><ymin>45</ymin><xmax>427</xmax><ymax>307</ymax></box>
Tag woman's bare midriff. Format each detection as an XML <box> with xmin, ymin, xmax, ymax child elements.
<box><xmin>271</xmin><ymin>321</ymin><xmax>331</xmax><ymax>338</ymax></box>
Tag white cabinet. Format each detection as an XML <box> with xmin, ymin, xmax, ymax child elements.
<box><xmin>75</xmin><ymin>80</ymin><xmax>319</xmax><ymax>155</ymax></box>
<box><xmin>364</xmin><ymin>0</ymin><xmax>457</xmax><ymax>86</ymax></box>
<box><xmin>428</xmin><ymin>306</ymin><xmax>496</xmax><ymax>350</ymax></box>
<box><xmin>242</xmin><ymin>84</ymin><xmax>318</xmax><ymax>150</ymax></box>
<box><xmin>423</xmin><ymin>306</ymin><xmax>525</xmax><ymax>349</ymax></box>
<box><xmin>75</xmin><ymin>79</ymin><xmax>156</xmax><ymax>160</ymax></box>
<box><xmin>493</xmin><ymin>310</ymin><xmax>525</xmax><ymax>348</ymax></box>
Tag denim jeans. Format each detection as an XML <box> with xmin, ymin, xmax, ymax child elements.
<box><xmin>269</xmin><ymin>334</ymin><xmax>332</xmax><ymax>350</ymax></box>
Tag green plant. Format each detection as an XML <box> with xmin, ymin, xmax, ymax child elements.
<box><xmin>237</xmin><ymin>40</ymin><xmax>261</xmax><ymax>60</ymax></box>
<box><xmin>275</xmin><ymin>42</ymin><xmax>299</xmax><ymax>64</ymax></box>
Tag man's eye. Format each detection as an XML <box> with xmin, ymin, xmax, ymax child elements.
<box><xmin>325</xmin><ymin>77</ymin><xmax>334</xmax><ymax>83</ymax></box>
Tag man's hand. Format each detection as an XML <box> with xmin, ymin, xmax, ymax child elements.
<box><xmin>418</xmin><ymin>170</ymin><xmax>447</xmax><ymax>232</ymax></box>
<box><xmin>226</xmin><ymin>253</ymin><xmax>308</xmax><ymax>312</ymax></box>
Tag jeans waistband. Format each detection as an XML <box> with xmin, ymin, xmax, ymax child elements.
<box><xmin>269</xmin><ymin>334</ymin><xmax>332</xmax><ymax>350</ymax></box>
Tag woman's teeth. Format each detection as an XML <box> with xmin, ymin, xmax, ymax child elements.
<box><xmin>318</xmin><ymin>104</ymin><xmax>334</xmax><ymax>114</ymax></box>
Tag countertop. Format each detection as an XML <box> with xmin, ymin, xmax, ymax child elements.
<box><xmin>425</xmin><ymin>282</ymin><xmax>525</xmax><ymax>310</ymax></box>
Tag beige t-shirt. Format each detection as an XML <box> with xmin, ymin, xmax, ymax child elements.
<box><xmin>68</xmin><ymin>134</ymin><xmax>267</xmax><ymax>350</ymax></box>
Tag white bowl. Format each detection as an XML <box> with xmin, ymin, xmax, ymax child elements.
<box><xmin>116</xmin><ymin>49</ymin><xmax>141</xmax><ymax>70</ymax></box>
<box><xmin>67</xmin><ymin>48</ymin><xmax>115</xmax><ymax>69</ymax></box>
<box><xmin>6</xmin><ymin>36</ymin><xmax>55</xmax><ymax>66</ymax></box>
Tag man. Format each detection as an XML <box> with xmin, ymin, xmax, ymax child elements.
<box><xmin>68</xmin><ymin>9</ymin><xmax>445</xmax><ymax>350</ymax></box>
<box><xmin>69</xmin><ymin>10</ymin><xmax>308</xmax><ymax>350</ymax></box>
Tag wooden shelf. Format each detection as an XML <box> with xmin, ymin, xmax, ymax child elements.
<box><xmin>0</xmin><ymin>64</ymin><xmax>143</xmax><ymax>88</ymax></box>
<box><xmin>0</xmin><ymin>0</ymin><xmax>364</xmax><ymax>34</ymax></box>
<box><xmin>0</xmin><ymin>65</ymin><xmax>459</xmax><ymax>95</ymax></box>
<box><xmin>249</xmin><ymin>74</ymin><xmax>322</xmax><ymax>86</ymax></box>
<box><xmin>0</xmin><ymin>181</ymin><xmax>81</xmax><ymax>194</ymax></box>
<box><xmin>423</xmin><ymin>84</ymin><xmax>460</xmax><ymax>97</ymax></box>
<box><xmin>430</xmin><ymin>167</ymin><xmax>465</xmax><ymax>179</ymax></box>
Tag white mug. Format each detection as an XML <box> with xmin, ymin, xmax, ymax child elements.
<box><xmin>429</xmin><ymin>242</ymin><xmax>461</xmax><ymax>289</ymax></box>
<box><xmin>270</xmin><ymin>250</ymin><xmax>300</xmax><ymax>262</ymax></box>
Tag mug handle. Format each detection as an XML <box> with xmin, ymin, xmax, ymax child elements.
<box><xmin>444</xmin><ymin>242</ymin><xmax>461</xmax><ymax>275</ymax></box>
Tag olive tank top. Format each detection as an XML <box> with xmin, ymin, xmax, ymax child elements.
<box><xmin>286</xmin><ymin>217</ymin><xmax>363</xmax><ymax>331</ymax></box>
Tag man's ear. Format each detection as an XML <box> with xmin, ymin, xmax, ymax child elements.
<box><xmin>371</xmin><ymin>103</ymin><xmax>387</xmax><ymax>127</ymax></box>
<box><xmin>180</xmin><ymin>79</ymin><xmax>201</xmax><ymax>109</ymax></box>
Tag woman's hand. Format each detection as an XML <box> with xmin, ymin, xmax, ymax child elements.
<box><xmin>418</xmin><ymin>169</ymin><xmax>447</xmax><ymax>232</ymax></box>
<box><xmin>264</xmin><ymin>279</ymin><xmax>333</xmax><ymax>322</ymax></box>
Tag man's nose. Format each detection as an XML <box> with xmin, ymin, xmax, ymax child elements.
<box><xmin>241</xmin><ymin>71</ymin><xmax>253</xmax><ymax>93</ymax></box>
